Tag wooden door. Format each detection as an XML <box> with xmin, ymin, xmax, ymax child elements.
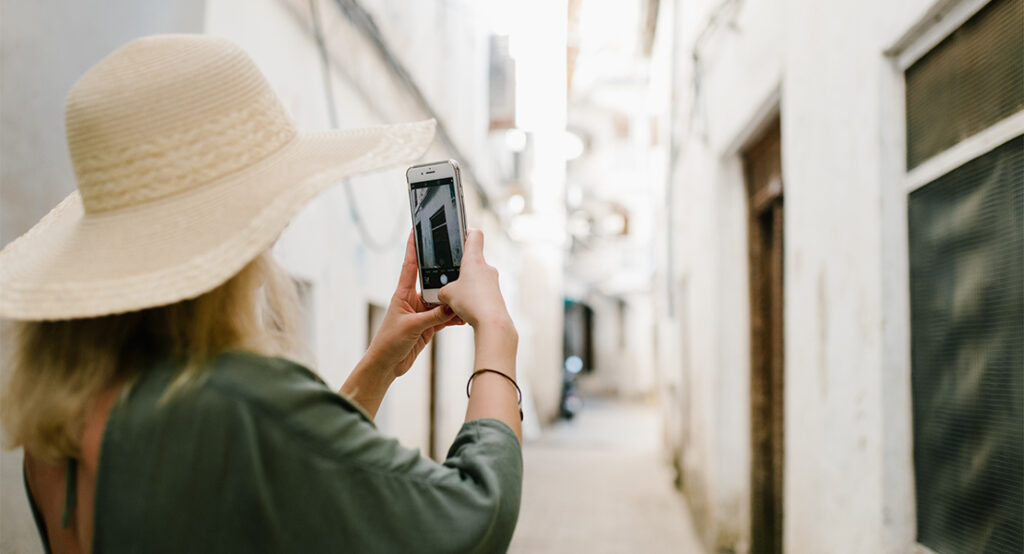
<box><xmin>743</xmin><ymin>118</ymin><xmax>784</xmax><ymax>554</ymax></box>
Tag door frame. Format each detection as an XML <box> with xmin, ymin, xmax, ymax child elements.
<box><xmin>742</xmin><ymin>117</ymin><xmax>785</xmax><ymax>554</ymax></box>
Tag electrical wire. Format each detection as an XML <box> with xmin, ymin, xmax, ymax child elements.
<box><xmin>309</xmin><ymin>0</ymin><xmax>406</xmax><ymax>252</ymax></box>
<box><xmin>330</xmin><ymin>0</ymin><xmax>496</xmax><ymax>214</ymax></box>
<box><xmin>309</xmin><ymin>0</ymin><xmax>516</xmax><ymax>241</ymax></box>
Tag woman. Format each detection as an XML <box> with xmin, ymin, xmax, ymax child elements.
<box><xmin>0</xmin><ymin>35</ymin><xmax>523</xmax><ymax>553</ymax></box>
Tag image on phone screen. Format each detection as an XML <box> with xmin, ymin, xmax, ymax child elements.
<box><xmin>410</xmin><ymin>177</ymin><xmax>464</xmax><ymax>289</ymax></box>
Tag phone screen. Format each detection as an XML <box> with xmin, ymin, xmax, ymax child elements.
<box><xmin>410</xmin><ymin>177</ymin><xmax>464</xmax><ymax>289</ymax></box>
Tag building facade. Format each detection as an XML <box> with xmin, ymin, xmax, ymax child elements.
<box><xmin>656</xmin><ymin>0</ymin><xmax>1022</xmax><ymax>552</ymax></box>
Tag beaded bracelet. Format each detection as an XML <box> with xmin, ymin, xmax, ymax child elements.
<box><xmin>466</xmin><ymin>368</ymin><xmax>524</xmax><ymax>421</ymax></box>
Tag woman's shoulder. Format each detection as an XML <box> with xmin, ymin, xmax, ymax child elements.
<box><xmin>112</xmin><ymin>350</ymin><xmax>373</xmax><ymax>443</ymax></box>
<box><xmin>126</xmin><ymin>350</ymin><xmax>318</xmax><ymax>405</ymax></box>
<box><xmin>199</xmin><ymin>350</ymin><xmax>331</xmax><ymax>406</ymax></box>
<box><xmin>204</xmin><ymin>349</ymin><xmax>324</xmax><ymax>387</ymax></box>
<box><xmin>208</xmin><ymin>350</ymin><xmax>376</xmax><ymax>424</ymax></box>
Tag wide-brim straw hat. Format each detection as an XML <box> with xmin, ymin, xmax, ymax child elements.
<box><xmin>0</xmin><ymin>34</ymin><xmax>435</xmax><ymax>320</ymax></box>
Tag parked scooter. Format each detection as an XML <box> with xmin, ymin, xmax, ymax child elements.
<box><xmin>559</xmin><ymin>355</ymin><xmax>584</xmax><ymax>419</ymax></box>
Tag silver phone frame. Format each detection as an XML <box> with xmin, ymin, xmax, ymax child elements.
<box><xmin>406</xmin><ymin>159</ymin><xmax>467</xmax><ymax>305</ymax></box>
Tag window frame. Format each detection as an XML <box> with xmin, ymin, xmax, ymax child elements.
<box><xmin>887</xmin><ymin>0</ymin><xmax>1024</xmax><ymax>190</ymax></box>
<box><xmin>905</xmin><ymin>110</ymin><xmax>1024</xmax><ymax>193</ymax></box>
<box><xmin>883</xmin><ymin>0</ymin><xmax>1024</xmax><ymax>552</ymax></box>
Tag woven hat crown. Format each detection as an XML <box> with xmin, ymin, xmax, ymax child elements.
<box><xmin>65</xmin><ymin>34</ymin><xmax>297</xmax><ymax>213</ymax></box>
<box><xmin>0</xmin><ymin>32</ymin><xmax>433</xmax><ymax>320</ymax></box>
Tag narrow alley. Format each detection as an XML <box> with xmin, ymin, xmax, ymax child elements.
<box><xmin>1</xmin><ymin>0</ymin><xmax>1022</xmax><ymax>553</ymax></box>
<box><xmin>511</xmin><ymin>397</ymin><xmax>704</xmax><ymax>553</ymax></box>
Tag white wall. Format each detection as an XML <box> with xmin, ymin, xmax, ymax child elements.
<box><xmin>659</xmin><ymin>0</ymin><xmax>940</xmax><ymax>552</ymax></box>
<box><xmin>660</xmin><ymin>0</ymin><xmax>779</xmax><ymax>547</ymax></box>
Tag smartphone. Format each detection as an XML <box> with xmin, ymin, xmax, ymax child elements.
<box><xmin>407</xmin><ymin>160</ymin><xmax>468</xmax><ymax>305</ymax></box>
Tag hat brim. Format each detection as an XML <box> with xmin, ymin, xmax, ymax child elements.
<box><xmin>0</xmin><ymin>119</ymin><xmax>436</xmax><ymax>320</ymax></box>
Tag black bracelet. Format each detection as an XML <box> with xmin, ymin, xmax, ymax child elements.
<box><xmin>466</xmin><ymin>369</ymin><xmax>524</xmax><ymax>421</ymax></box>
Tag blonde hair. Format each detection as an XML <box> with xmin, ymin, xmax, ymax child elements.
<box><xmin>1</xmin><ymin>251</ymin><xmax>304</xmax><ymax>462</ymax></box>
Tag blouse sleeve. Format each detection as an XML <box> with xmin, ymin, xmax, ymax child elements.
<box><xmin>202</xmin><ymin>354</ymin><xmax>524</xmax><ymax>553</ymax></box>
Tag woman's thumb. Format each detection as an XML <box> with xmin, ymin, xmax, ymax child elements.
<box><xmin>412</xmin><ymin>305</ymin><xmax>452</xmax><ymax>330</ymax></box>
<box><xmin>437</xmin><ymin>284</ymin><xmax>452</xmax><ymax>305</ymax></box>
<box><xmin>463</xmin><ymin>229</ymin><xmax>484</xmax><ymax>261</ymax></box>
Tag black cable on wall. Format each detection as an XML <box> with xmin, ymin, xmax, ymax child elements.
<box><xmin>329</xmin><ymin>0</ymin><xmax>495</xmax><ymax>213</ymax></box>
<box><xmin>310</xmin><ymin>0</ymin><xmax>406</xmax><ymax>252</ymax></box>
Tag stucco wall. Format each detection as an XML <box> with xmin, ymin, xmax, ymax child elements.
<box><xmin>660</xmin><ymin>0</ymin><xmax>941</xmax><ymax>552</ymax></box>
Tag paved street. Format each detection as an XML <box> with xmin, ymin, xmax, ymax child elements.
<box><xmin>509</xmin><ymin>397</ymin><xmax>705</xmax><ymax>553</ymax></box>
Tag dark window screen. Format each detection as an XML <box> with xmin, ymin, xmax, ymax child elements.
<box><xmin>429</xmin><ymin>208</ymin><xmax>452</xmax><ymax>268</ymax></box>
<box><xmin>909</xmin><ymin>135</ymin><xmax>1023</xmax><ymax>553</ymax></box>
<box><xmin>904</xmin><ymin>0</ymin><xmax>1023</xmax><ymax>169</ymax></box>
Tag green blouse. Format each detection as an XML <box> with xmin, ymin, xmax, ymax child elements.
<box><xmin>26</xmin><ymin>351</ymin><xmax>523</xmax><ymax>553</ymax></box>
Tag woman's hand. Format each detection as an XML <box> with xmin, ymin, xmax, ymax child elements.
<box><xmin>367</xmin><ymin>231</ymin><xmax>465</xmax><ymax>379</ymax></box>
<box><xmin>438</xmin><ymin>230</ymin><xmax>518</xmax><ymax>378</ymax></box>
<box><xmin>341</xmin><ymin>231</ymin><xmax>463</xmax><ymax>417</ymax></box>
<box><xmin>438</xmin><ymin>230</ymin><xmax>514</xmax><ymax>332</ymax></box>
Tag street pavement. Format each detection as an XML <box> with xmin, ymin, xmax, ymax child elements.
<box><xmin>509</xmin><ymin>396</ymin><xmax>705</xmax><ymax>553</ymax></box>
